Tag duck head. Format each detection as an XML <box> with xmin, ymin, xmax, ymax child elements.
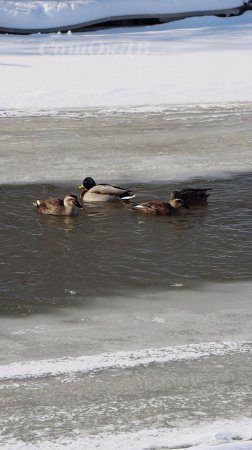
<box><xmin>64</xmin><ymin>194</ymin><xmax>83</xmax><ymax>208</ymax></box>
<box><xmin>78</xmin><ymin>177</ymin><xmax>96</xmax><ymax>191</ymax></box>
<box><xmin>170</xmin><ymin>198</ymin><xmax>189</xmax><ymax>209</ymax></box>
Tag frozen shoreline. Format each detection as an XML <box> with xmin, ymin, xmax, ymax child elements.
<box><xmin>1</xmin><ymin>420</ymin><xmax>252</xmax><ymax>450</ymax></box>
<box><xmin>1</xmin><ymin>102</ymin><xmax>252</xmax><ymax>119</ymax></box>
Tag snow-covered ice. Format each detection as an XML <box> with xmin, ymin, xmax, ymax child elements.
<box><xmin>0</xmin><ymin>341</ymin><xmax>250</xmax><ymax>381</ymax></box>
<box><xmin>1</xmin><ymin>419</ymin><xmax>252</xmax><ymax>450</ymax></box>
<box><xmin>0</xmin><ymin>0</ymin><xmax>245</xmax><ymax>30</ymax></box>
<box><xmin>0</xmin><ymin>12</ymin><xmax>252</xmax><ymax>111</ymax></box>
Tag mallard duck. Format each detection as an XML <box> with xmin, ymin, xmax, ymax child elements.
<box><xmin>133</xmin><ymin>198</ymin><xmax>189</xmax><ymax>215</ymax></box>
<box><xmin>169</xmin><ymin>188</ymin><xmax>211</xmax><ymax>207</ymax></box>
<box><xmin>33</xmin><ymin>194</ymin><xmax>83</xmax><ymax>216</ymax></box>
<box><xmin>78</xmin><ymin>177</ymin><xmax>135</xmax><ymax>202</ymax></box>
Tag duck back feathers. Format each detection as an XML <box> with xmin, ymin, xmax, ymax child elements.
<box><xmin>169</xmin><ymin>188</ymin><xmax>211</xmax><ymax>207</ymax></box>
<box><xmin>133</xmin><ymin>198</ymin><xmax>187</xmax><ymax>215</ymax></box>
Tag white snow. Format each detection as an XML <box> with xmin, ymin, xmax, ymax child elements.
<box><xmin>0</xmin><ymin>12</ymin><xmax>252</xmax><ymax>111</ymax></box>
<box><xmin>1</xmin><ymin>419</ymin><xmax>252</xmax><ymax>450</ymax></box>
<box><xmin>0</xmin><ymin>341</ymin><xmax>250</xmax><ymax>380</ymax></box>
<box><xmin>0</xmin><ymin>0</ymin><xmax>245</xmax><ymax>30</ymax></box>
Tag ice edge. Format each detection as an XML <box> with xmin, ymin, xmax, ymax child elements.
<box><xmin>0</xmin><ymin>341</ymin><xmax>251</xmax><ymax>381</ymax></box>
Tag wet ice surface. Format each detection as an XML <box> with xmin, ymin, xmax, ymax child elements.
<box><xmin>0</xmin><ymin>107</ymin><xmax>252</xmax><ymax>448</ymax></box>
<box><xmin>1</xmin><ymin>353</ymin><xmax>252</xmax><ymax>442</ymax></box>
<box><xmin>1</xmin><ymin>104</ymin><xmax>252</xmax><ymax>184</ymax></box>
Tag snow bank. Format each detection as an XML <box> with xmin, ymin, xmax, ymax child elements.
<box><xmin>0</xmin><ymin>12</ymin><xmax>252</xmax><ymax>111</ymax></box>
<box><xmin>0</xmin><ymin>0</ymin><xmax>245</xmax><ymax>30</ymax></box>
<box><xmin>1</xmin><ymin>419</ymin><xmax>252</xmax><ymax>450</ymax></box>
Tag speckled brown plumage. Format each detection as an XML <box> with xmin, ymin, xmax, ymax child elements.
<box><xmin>133</xmin><ymin>198</ymin><xmax>188</xmax><ymax>215</ymax></box>
<box><xmin>34</xmin><ymin>194</ymin><xmax>82</xmax><ymax>216</ymax></box>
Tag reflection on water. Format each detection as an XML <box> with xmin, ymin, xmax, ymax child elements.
<box><xmin>0</xmin><ymin>174</ymin><xmax>251</xmax><ymax>315</ymax></box>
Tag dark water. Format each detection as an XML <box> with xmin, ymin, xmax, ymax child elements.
<box><xmin>0</xmin><ymin>173</ymin><xmax>251</xmax><ymax>316</ymax></box>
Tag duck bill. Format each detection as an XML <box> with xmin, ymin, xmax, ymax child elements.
<box><xmin>78</xmin><ymin>184</ymin><xmax>84</xmax><ymax>189</ymax></box>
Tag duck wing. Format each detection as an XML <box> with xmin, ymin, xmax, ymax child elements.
<box><xmin>35</xmin><ymin>197</ymin><xmax>64</xmax><ymax>214</ymax></box>
<box><xmin>181</xmin><ymin>188</ymin><xmax>211</xmax><ymax>195</ymax></box>
<box><xmin>39</xmin><ymin>197</ymin><xmax>64</xmax><ymax>208</ymax></box>
<box><xmin>90</xmin><ymin>184</ymin><xmax>135</xmax><ymax>199</ymax></box>
<box><xmin>134</xmin><ymin>200</ymin><xmax>172</xmax><ymax>214</ymax></box>
<box><xmin>170</xmin><ymin>188</ymin><xmax>211</xmax><ymax>205</ymax></box>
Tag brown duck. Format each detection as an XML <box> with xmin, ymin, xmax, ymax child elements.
<box><xmin>133</xmin><ymin>198</ymin><xmax>188</xmax><ymax>215</ymax></box>
<box><xmin>169</xmin><ymin>188</ymin><xmax>211</xmax><ymax>207</ymax></box>
<box><xmin>33</xmin><ymin>194</ymin><xmax>82</xmax><ymax>216</ymax></box>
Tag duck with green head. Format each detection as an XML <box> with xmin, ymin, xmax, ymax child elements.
<box><xmin>78</xmin><ymin>177</ymin><xmax>135</xmax><ymax>202</ymax></box>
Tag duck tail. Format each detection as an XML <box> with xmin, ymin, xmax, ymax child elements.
<box><xmin>120</xmin><ymin>192</ymin><xmax>135</xmax><ymax>200</ymax></box>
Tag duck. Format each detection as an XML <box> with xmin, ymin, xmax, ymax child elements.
<box><xmin>133</xmin><ymin>198</ymin><xmax>189</xmax><ymax>215</ymax></box>
<box><xmin>33</xmin><ymin>194</ymin><xmax>83</xmax><ymax>216</ymax></box>
<box><xmin>169</xmin><ymin>188</ymin><xmax>212</xmax><ymax>207</ymax></box>
<box><xmin>78</xmin><ymin>177</ymin><xmax>135</xmax><ymax>202</ymax></box>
